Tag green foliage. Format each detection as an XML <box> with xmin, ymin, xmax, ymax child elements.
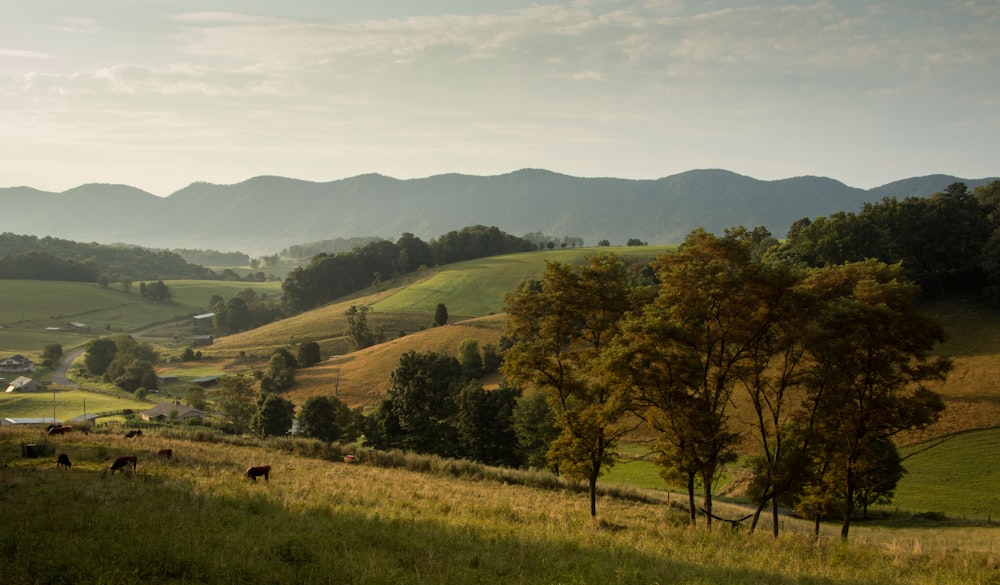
<box><xmin>252</xmin><ymin>393</ymin><xmax>295</xmax><ymax>438</ymax></box>
<box><xmin>296</xmin><ymin>341</ymin><xmax>322</xmax><ymax>368</ymax></box>
<box><xmin>433</xmin><ymin>302</ymin><xmax>449</xmax><ymax>326</ymax></box>
<box><xmin>502</xmin><ymin>253</ymin><xmax>635</xmax><ymax>517</ymax></box>
<box><xmin>260</xmin><ymin>348</ymin><xmax>297</xmax><ymax>393</ymax></box>
<box><xmin>344</xmin><ymin>305</ymin><xmax>381</xmax><ymax>351</ymax></box>
<box><xmin>216</xmin><ymin>374</ymin><xmax>258</xmax><ymax>434</ymax></box>
<box><xmin>41</xmin><ymin>343</ymin><xmax>62</xmax><ymax>362</ymax></box>
<box><xmin>184</xmin><ymin>384</ymin><xmax>208</xmax><ymax>411</ymax></box>
<box><xmin>512</xmin><ymin>389</ymin><xmax>560</xmax><ymax>470</ymax></box>
<box><xmin>456</xmin><ymin>338</ymin><xmax>482</xmax><ymax>378</ymax></box>
<box><xmin>454</xmin><ymin>381</ymin><xmax>521</xmax><ymax>467</ymax></box>
<box><xmin>297</xmin><ymin>395</ymin><xmax>361</xmax><ymax>443</ymax></box>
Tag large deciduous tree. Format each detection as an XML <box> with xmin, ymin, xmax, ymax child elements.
<box><xmin>796</xmin><ymin>260</ymin><xmax>950</xmax><ymax>538</ymax></box>
<box><xmin>251</xmin><ymin>393</ymin><xmax>295</xmax><ymax>438</ymax></box>
<box><xmin>502</xmin><ymin>253</ymin><xmax>635</xmax><ymax>518</ymax></box>
<box><xmin>216</xmin><ymin>375</ymin><xmax>258</xmax><ymax>434</ymax></box>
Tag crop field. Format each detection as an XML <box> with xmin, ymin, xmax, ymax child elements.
<box><xmin>0</xmin><ymin>426</ymin><xmax>997</xmax><ymax>585</ymax></box>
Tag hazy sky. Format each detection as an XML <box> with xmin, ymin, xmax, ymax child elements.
<box><xmin>2</xmin><ymin>1</ymin><xmax>997</xmax><ymax>195</ymax></box>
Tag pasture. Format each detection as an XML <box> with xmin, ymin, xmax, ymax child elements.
<box><xmin>0</xmin><ymin>388</ymin><xmax>151</xmax><ymax>423</ymax></box>
<box><xmin>0</xmin><ymin>426</ymin><xmax>996</xmax><ymax>585</ymax></box>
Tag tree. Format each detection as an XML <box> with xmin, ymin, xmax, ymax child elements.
<box><xmin>344</xmin><ymin>305</ymin><xmax>380</xmax><ymax>351</ymax></box>
<box><xmin>434</xmin><ymin>303</ymin><xmax>449</xmax><ymax>327</ymax></box>
<box><xmin>260</xmin><ymin>348</ymin><xmax>297</xmax><ymax>393</ymax></box>
<box><xmin>512</xmin><ymin>388</ymin><xmax>560</xmax><ymax>469</ymax></box>
<box><xmin>184</xmin><ymin>384</ymin><xmax>207</xmax><ymax>411</ymax></box>
<box><xmin>379</xmin><ymin>350</ymin><xmax>465</xmax><ymax>457</ymax></box>
<box><xmin>216</xmin><ymin>375</ymin><xmax>258</xmax><ymax>434</ymax></box>
<box><xmin>297</xmin><ymin>341</ymin><xmax>322</xmax><ymax>368</ymax></box>
<box><xmin>502</xmin><ymin>253</ymin><xmax>635</xmax><ymax>518</ymax></box>
<box><xmin>252</xmin><ymin>393</ymin><xmax>295</xmax><ymax>438</ymax></box>
<box><xmin>297</xmin><ymin>396</ymin><xmax>341</xmax><ymax>442</ymax></box>
<box><xmin>84</xmin><ymin>337</ymin><xmax>118</xmax><ymax>376</ymax></box>
<box><xmin>612</xmin><ymin>230</ymin><xmax>776</xmax><ymax>526</ymax></box>
<box><xmin>797</xmin><ymin>260</ymin><xmax>950</xmax><ymax>538</ymax></box>
<box><xmin>457</xmin><ymin>338</ymin><xmax>483</xmax><ymax>378</ymax></box>
<box><xmin>454</xmin><ymin>381</ymin><xmax>521</xmax><ymax>467</ymax></box>
<box><xmin>42</xmin><ymin>343</ymin><xmax>63</xmax><ymax>363</ymax></box>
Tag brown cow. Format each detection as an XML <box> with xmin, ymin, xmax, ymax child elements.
<box><xmin>47</xmin><ymin>425</ymin><xmax>73</xmax><ymax>436</ymax></box>
<box><xmin>124</xmin><ymin>429</ymin><xmax>143</xmax><ymax>438</ymax></box>
<box><xmin>158</xmin><ymin>448</ymin><xmax>172</xmax><ymax>459</ymax></box>
<box><xmin>56</xmin><ymin>453</ymin><xmax>72</xmax><ymax>469</ymax></box>
<box><xmin>244</xmin><ymin>465</ymin><xmax>271</xmax><ymax>482</ymax></box>
<box><xmin>109</xmin><ymin>455</ymin><xmax>137</xmax><ymax>474</ymax></box>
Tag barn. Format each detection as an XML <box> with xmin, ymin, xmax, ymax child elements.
<box><xmin>4</xmin><ymin>376</ymin><xmax>45</xmax><ymax>393</ymax></box>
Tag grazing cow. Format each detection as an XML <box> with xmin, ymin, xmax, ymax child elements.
<box><xmin>158</xmin><ymin>448</ymin><xmax>173</xmax><ymax>459</ymax></box>
<box><xmin>47</xmin><ymin>425</ymin><xmax>73</xmax><ymax>436</ymax></box>
<box><xmin>124</xmin><ymin>429</ymin><xmax>143</xmax><ymax>438</ymax></box>
<box><xmin>109</xmin><ymin>455</ymin><xmax>138</xmax><ymax>474</ymax></box>
<box><xmin>57</xmin><ymin>453</ymin><xmax>72</xmax><ymax>469</ymax></box>
<box><xmin>244</xmin><ymin>465</ymin><xmax>271</xmax><ymax>482</ymax></box>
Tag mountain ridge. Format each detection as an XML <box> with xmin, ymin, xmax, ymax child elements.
<box><xmin>1</xmin><ymin>169</ymin><xmax>995</xmax><ymax>256</ymax></box>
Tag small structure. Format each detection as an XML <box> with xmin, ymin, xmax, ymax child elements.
<box><xmin>191</xmin><ymin>334</ymin><xmax>214</xmax><ymax>347</ymax></box>
<box><xmin>141</xmin><ymin>401</ymin><xmax>205</xmax><ymax>423</ymax></box>
<box><xmin>0</xmin><ymin>354</ymin><xmax>36</xmax><ymax>373</ymax></box>
<box><xmin>2</xmin><ymin>417</ymin><xmax>60</xmax><ymax>427</ymax></box>
<box><xmin>190</xmin><ymin>375</ymin><xmax>221</xmax><ymax>387</ymax></box>
<box><xmin>5</xmin><ymin>376</ymin><xmax>45</xmax><ymax>393</ymax></box>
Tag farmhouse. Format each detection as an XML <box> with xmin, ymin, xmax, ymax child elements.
<box><xmin>0</xmin><ymin>355</ymin><xmax>36</xmax><ymax>373</ymax></box>
<box><xmin>5</xmin><ymin>376</ymin><xmax>45</xmax><ymax>393</ymax></box>
<box><xmin>142</xmin><ymin>401</ymin><xmax>205</xmax><ymax>423</ymax></box>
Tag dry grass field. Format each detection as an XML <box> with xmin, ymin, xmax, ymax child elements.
<box><xmin>1</xmin><ymin>425</ymin><xmax>997</xmax><ymax>585</ymax></box>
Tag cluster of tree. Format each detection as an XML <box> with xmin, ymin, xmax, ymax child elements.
<box><xmin>211</xmin><ymin>288</ymin><xmax>284</xmax><ymax>335</ymax></box>
<box><xmin>363</xmin><ymin>351</ymin><xmax>526</xmax><ymax>467</ymax></box>
<box><xmin>170</xmin><ymin>248</ymin><xmax>251</xmax><ymax>267</ymax></box>
<box><xmin>773</xmin><ymin>181</ymin><xmax>1000</xmax><ymax>299</ymax></box>
<box><xmin>212</xmin><ymin>373</ymin><xmax>363</xmax><ymax>441</ymax></box>
<box><xmin>83</xmin><ymin>335</ymin><xmax>159</xmax><ymax>393</ymax></box>
<box><xmin>280</xmin><ymin>236</ymin><xmax>385</xmax><ymax>264</ymax></box>
<box><xmin>138</xmin><ymin>280</ymin><xmax>170</xmax><ymax>301</ymax></box>
<box><xmin>282</xmin><ymin>226</ymin><xmax>535</xmax><ymax>313</ymax></box>
<box><xmin>0</xmin><ymin>233</ymin><xmax>214</xmax><ymax>282</ymax></box>
<box><xmin>521</xmin><ymin>232</ymin><xmax>585</xmax><ymax>250</ymax></box>
<box><xmin>502</xmin><ymin>235</ymin><xmax>950</xmax><ymax>539</ymax></box>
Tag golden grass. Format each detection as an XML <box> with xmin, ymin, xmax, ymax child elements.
<box><xmin>1</xmin><ymin>426</ymin><xmax>996</xmax><ymax>585</ymax></box>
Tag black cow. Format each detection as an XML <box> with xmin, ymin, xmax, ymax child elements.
<box><xmin>56</xmin><ymin>453</ymin><xmax>72</xmax><ymax>469</ymax></box>
<box><xmin>245</xmin><ymin>465</ymin><xmax>271</xmax><ymax>482</ymax></box>
<box><xmin>124</xmin><ymin>429</ymin><xmax>143</xmax><ymax>438</ymax></box>
<box><xmin>109</xmin><ymin>455</ymin><xmax>137</xmax><ymax>474</ymax></box>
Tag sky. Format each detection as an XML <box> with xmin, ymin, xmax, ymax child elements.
<box><xmin>1</xmin><ymin>1</ymin><xmax>997</xmax><ymax>196</ymax></box>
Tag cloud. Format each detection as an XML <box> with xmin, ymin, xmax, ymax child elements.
<box><xmin>0</xmin><ymin>49</ymin><xmax>54</xmax><ymax>59</ymax></box>
<box><xmin>51</xmin><ymin>17</ymin><xmax>101</xmax><ymax>35</ymax></box>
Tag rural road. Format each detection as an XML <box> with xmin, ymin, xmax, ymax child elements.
<box><xmin>49</xmin><ymin>320</ymin><xmax>180</xmax><ymax>389</ymax></box>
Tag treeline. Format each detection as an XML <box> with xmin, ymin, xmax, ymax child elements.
<box><xmin>170</xmin><ymin>248</ymin><xmax>250</xmax><ymax>267</ymax></box>
<box><xmin>280</xmin><ymin>236</ymin><xmax>385</xmax><ymax>264</ymax></box>
<box><xmin>0</xmin><ymin>233</ymin><xmax>214</xmax><ymax>282</ymax></box>
<box><xmin>281</xmin><ymin>225</ymin><xmax>536</xmax><ymax>313</ymax></box>
<box><xmin>771</xmin><ymin>181</ymin><xmax>1000</xmax><ymax>299</ymax></box>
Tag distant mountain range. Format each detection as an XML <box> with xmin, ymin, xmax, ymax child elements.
<box><xmin>1</xmin><ymin>169</ymin><xmax>996</xmax><ymax>256</ymax></box>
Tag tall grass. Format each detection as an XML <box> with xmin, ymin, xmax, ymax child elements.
<box><xmin>1</xmin><ymin>426</ymin><xmax>996</xmax><ymax>585</ymax></box>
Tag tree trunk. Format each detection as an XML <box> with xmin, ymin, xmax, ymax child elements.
<box><xmin>841</xmin><ymin>475</ymin><xmax>855</xmax><ymax>539</ymax></box>
<box><xmin>589</xmin><ymin>472</ymin><xmax>598</xmax><ymax>518</ymax></box>
<box><xmin>771</xmin><ymin>498</ymin><xmax>780</xmax><ymax>537</ymax></box>
<box><xmin>686</xmin><ymin>473</ymin><xmax>697</xmax><ymax>526</ymax></box>
<box><xmin>702</xmin><ymin>476</ymin><xmax>714</xmax><ymax>529</ymax></box>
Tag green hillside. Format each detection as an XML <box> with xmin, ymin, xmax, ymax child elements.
<box><xmin>372</xmin><ymin>246</ymin><xmax>673</xmax><ymax>316</ymax></box>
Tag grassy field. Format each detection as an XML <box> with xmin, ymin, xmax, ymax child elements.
<box><xmin>0</xmin><ymin>426</ymin><xmax>996</xmax><ymax>585</ymax></box>
<box><xmin>0</xmin><ymin>388</ymin><xmax>156</xmax><ymax>422</ymax></box>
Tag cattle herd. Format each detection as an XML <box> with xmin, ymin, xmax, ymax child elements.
<box><xmin>39</xmin><ymin>426</ymin><xmax>271</xmax><ymax>482</ymax></box>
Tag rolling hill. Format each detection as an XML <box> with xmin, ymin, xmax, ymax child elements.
<box><xmin>2</xmin><ymin>169</ymin><xmax>995</xmax><ymax>256</ymax></box>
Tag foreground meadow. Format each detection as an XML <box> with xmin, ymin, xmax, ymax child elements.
<box><xmin>1</xmin><ymin>427</ymin><xmax>996</xmax><ymax>585</ymax></box>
